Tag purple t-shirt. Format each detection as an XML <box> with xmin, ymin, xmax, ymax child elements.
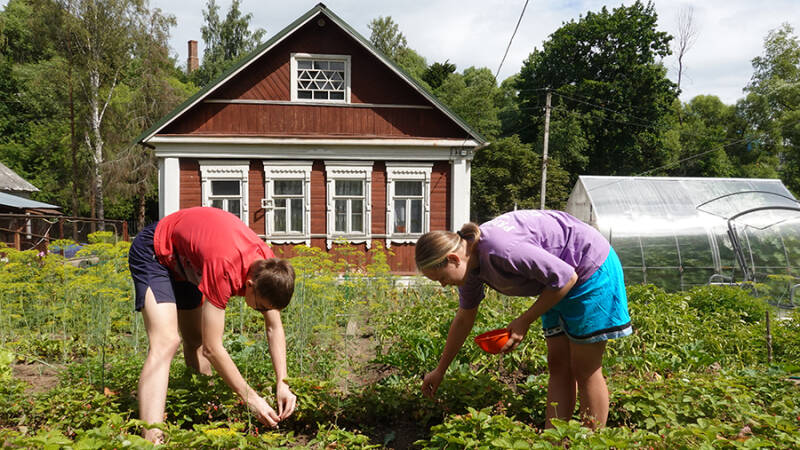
<box><xmin>458</xmin><ymin>210</ymin><xmax>610</xmax><ymax>309</ymax></box>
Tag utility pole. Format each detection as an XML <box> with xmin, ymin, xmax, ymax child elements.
<box><xmin>540</xmin><ymin>90</ymin><xmax>552</xmax><ymax>209</ymax></box>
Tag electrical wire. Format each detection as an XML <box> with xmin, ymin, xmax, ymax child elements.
<box><xmin>494</xmin><ymin>0</ymin><xmax>531</xmax><ymax>82</ymax></box>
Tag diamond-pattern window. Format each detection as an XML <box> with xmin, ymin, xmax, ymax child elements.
<box><xmin>296</xmin><ymin>57</ymin><xmax>346</xmax><ymax>101</ymax></box>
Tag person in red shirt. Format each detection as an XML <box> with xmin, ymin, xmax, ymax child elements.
<box><xmin>128</xmin><ymin>207</ymin><xmax>296</xmax><ymax>443</ymax></box>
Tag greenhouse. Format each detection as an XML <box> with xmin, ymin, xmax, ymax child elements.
<box><xmin>565</xmin><ymin>176</ymin><xmax>800</xmax><ymax>306</ymax></box>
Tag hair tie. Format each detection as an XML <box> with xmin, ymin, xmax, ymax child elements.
<box><xmin>456</xmin><ymin>230</ymin><xmax>465</xmax><ymax>240</ymax></box>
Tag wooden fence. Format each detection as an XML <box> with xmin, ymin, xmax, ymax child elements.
<box><xmin>0</xmin><ymin>214</ymin><xmax>129</xmax><ymax>252</ymax></box>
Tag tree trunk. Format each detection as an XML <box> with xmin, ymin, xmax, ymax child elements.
<box><xmin>137</xmin><ymin>192</ymin><xmax>146</xmax><ymax>232</ymax></box>
<box><xmin>86</xmin><ymin>67</ymin><xmax>106</xmax><ymax>230</ymax></box>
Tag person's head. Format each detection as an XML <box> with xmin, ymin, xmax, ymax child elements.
<box><xmin>415</xmin><ymin>222</ymin><xmax>481</xmax><ymax>287</ymax></box>
<box><xmin>244</xmin><ymin>258</ymin><xmax>295</xmax><ymax>312</ymax></box>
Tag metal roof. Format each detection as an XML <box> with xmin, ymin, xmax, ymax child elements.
<box><xmin>0</xmin><ymin>191</ymin><xmax>60</xmax><ymax>210</ymax></box>
<box><xmin>135</xmin><ymin>3</ymin><xmax>486</xmax><ymax>146</ymax></box>
<box><xmin>0</xmin><ymin>161</ymin><xmax>39</xmax><ymax>193</ymax></box>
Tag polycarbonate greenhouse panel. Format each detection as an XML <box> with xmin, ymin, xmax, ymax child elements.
<box><xmin>566</xmin><ymin>176</ymin><xmax>800</xmax><ymax>292</ymax></box>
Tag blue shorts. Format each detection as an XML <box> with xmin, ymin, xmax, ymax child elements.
<box><xmin>128</xmin><ymin>223</ymin><xmax>202</xmax><ymax>311</ymax></box>
<box><xmin>541</xmin><ymin>248</ymin><xmax>632</xmax><ymax>344</ymax></box>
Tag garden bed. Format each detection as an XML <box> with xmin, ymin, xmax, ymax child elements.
<box><xmin>1</xmin><ymin>241</ymin><xmax>799</xmax><ymax>448</ymax></box>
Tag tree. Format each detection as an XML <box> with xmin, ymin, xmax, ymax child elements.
<box><xmin>106</xmin><ymin>3</ymin><xmax>193</xmax><ymax>229</ymax></box>
<box><xmin>675</xmin><ymin>6</ymin><xmax>697</xmax><ymax>95</ymax></box>
<box><xmin>669</xmin><ymin>95</ymin><xmax>737</xmax><ymax>177</ymax></box>
<box><xmin>422</xmin><ymin>60</ymin><xmax>455</xmax><ymax>90</ymax></box>
<box><xmin>367</xmin><ymin>15</ymin><xmax>430</xmax><ymax>88</ymax></box>
<box><xmin>368</xmin><ymin>16</ymin><xmax>407</xmax><ymax>60</ymax></box>
<box><xmin>192</xmin><ymin>0</ymin><xmax>265</xmax><ymax>86</ymax></box>
<box><xmin>741</xmin><ymin>23</ymin><xmax>800</xmax><ymax>193</ymax></box>
<box><xmin>60</xmin><ymin>0</ymin><xmax>148</xmax><ymax>226</ymax></box>
<box><xmin>471</xmin><ymin>136</ymin><xmax>570</xmax><ymax>222</ymax></box>
<box><xmin>516</xmin><ymin>1</ymin><xmax>679</xmax><ymax>181</ymax></box>
<box><xmin>434</xmin><ymin>67</ymin><xmax>501</xmax><ymax>139</ymax></box>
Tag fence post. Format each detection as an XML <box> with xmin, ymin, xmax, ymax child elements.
<box><xmin>13</xmin><ymin>219</ymin><xmax>21</xmax><ymax>250</ymax></box>
<box><xmin>122</xmin><ymin>221</ymin><xmax>129</xmax><ymax>241</ymax></box>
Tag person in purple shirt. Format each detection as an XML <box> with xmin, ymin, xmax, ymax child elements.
<box><xmin>415</xmin><ymin>210</ymin><xmax>632</xmax><ymax>429</ymax></box>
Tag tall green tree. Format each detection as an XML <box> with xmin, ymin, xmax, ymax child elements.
<box><xmin>0</xmin><ymin>0</ymin><xmax>188</xmax><ymax>225</ymax></box>
<box><xmin>471</xmin><ymin>135</ymin><xmax>570</xmax><ymax>222</ymax></box>
<box><xmin>367</xmin><ymin>15</ymin><xmax>430</xmax><ymax>89</ymax></box>
<box><xmin>422</xmin><ymin>60</ymin><xmax>455</xmax><ymax>90</ymax></box>
<box><xmin>368</xmin><ymin>16</ymin><xmax>406</xmax><ymax>60</ymax></box>
<box><xmin>741</xmin><ymin>23</ymin><xmax>800</xmax><ymax>194</ymax></box>
<box><xmin>516</xmin><ymin>1</ymin><xmax>678</xmax><ymax>180</ymax></box>
<box><xmin>105</xmin><ymin>3</ymin><xmax>193</xmax><ymax>229</ymax></box>
<box><xmin>434</xmin><ymin>67</ymin><xmax>501</xmax><ymax>139</ymax></box>
<box><xmin>668</xmin><ymin>96</ymin><xmax>738</xmax><ymax>177</ymax></box>
<box><xmin>192</xmin><ymin>0</ymin><xmax>265</xmax><ymax>87</ymax></box>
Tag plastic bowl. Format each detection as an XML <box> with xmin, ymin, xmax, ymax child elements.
<box><xmin>474</xmin><ymin>328</ymin><xmax>510</xmax><ymax>354</ymax></box>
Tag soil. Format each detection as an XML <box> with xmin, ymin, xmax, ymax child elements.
<box><xmin>12</xmin><ymin>362</ymin><xmax>62</xmax><ymax>393</ymax></box>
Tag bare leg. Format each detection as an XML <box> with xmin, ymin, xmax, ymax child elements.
<box><xmin>545</xmin><ymin>335</ymin><xmax>576</xmax><ymax>428</ymax></box>
<box><xmin>138</xmin><ymin>288</ymin><xmax>181</xmax><ymax>443</ymax></box>
<box><xmin>177</xmin><ymin>306</ymin><xmax>211</xmax><ymax>375</ymax></box>
<box><xmin>570</xmin><ymin>340</ymin><xmax>608</xmax><ymax>429</ymax></box>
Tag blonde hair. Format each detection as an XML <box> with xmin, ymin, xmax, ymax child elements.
<box><xmin>415</xmin><ymin>222</ymin><xmax>481</xmax><ymax>270</ymax></box>
<box><xmin>248</xmin><ymin>258</ymin><xmax>295</xmax><ymax>309</ymax></box>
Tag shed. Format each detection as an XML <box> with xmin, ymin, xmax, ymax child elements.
<box><xmin>0</xmin><ymin>161</ymin><xmax>38</xmax><ymax>198</ymax></box>
<box><xmin>566</xmin><ymin>176</ymin><xmax>800</xmax><ymax>303</ymax></box>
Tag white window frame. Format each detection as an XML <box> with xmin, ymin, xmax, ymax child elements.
<box><xmin>199</xmin><ymin>160</ymin><xmax>249</xmax><ymax>225</ymax></box>
<box><xmin>325</xmin><ymin>161</ymin><xmax>373</xmax><ymax>249</ymax></box>
<box><xmin>386</xmin><ymin>163</ymin><xmax>432</xmax><ymax>247</ymax></box>
<box><xmin>290</xmin><ymin>53</ymin><xmax>351</xmax><ymax>103</ymax></box>
<box><xmin>262</xmin><ymin>161</ymin><xmax>313</xmax><ymax>246</ymax></box>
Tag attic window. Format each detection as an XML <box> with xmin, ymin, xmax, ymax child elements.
<box><xmin>291</xmin><ymin>53</ymin><xmax>350</xmax><ymax>103</ymax></box>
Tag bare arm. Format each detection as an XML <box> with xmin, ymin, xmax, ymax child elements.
<box><xmin>502</xmin><ymin>272</ymin><xmax>579</xmax><ymax>352</ymax></box>
<box><xmin>422</xmin><ymin>306</ymin><xmax>479</xmax><ymax>398</ymax></box>
<box><xmin>263</xmin><ymin>309</ymin><xmax>296</xmax><ymax>419</ymax></box>
<box><xmin>201</xmin><ymin>300</ymin><xmax>280</xmax><ymax>427</ymax></box>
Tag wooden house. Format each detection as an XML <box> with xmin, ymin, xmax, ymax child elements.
<box><xmin>136</xmin><ymin>3</ymin><xmax>485</xmax><ymax>273</ymax></box>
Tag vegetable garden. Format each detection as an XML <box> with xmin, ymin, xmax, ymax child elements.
<box><xmin>1</xmin><ymin>235</ymin><xmax>799</xmax><ymax>448</ymax></box>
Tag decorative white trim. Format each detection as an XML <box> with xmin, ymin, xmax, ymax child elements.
<box><xmin>450</xmin><ymin>157</ymin><xmax>471</xmax><ymax>231</ymax></box>
<box><xmin>324</xmin><ymin>161</ymin><xmax>373</xmax><ymax>249</ymax></box>
<box><xmin>155</xmin><ymin>139</ymin><xmax>478</xmax><ymax>162</ymax></box>
<box><xmin>385</xmin><ymin>163</ymin><xmax>433</xmax><ymax>248</ymax></box>
<box><xmin>149</xmin><ymin>136</ymin><xmax>480</xmax><ymax>149</ymax></box>
<box><xmin>290</xmin><ymin>53</ymin><xmax>351</xmax><ymax>103</ymax></box>
<box><xmin>160</xmin><ymin>157</ymin><xmax>180</xmax><ymax>218</ymax></box>
<box><xmin>263</xmin><ymin>161</ymin><xmax>313</xmax><ymax>246</ymax></box>
<box><xmin>199</xmin><ymin>160</ymin><xmax>250</xmax><ymax>225</ymax></box>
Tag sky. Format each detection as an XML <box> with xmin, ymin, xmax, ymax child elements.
<box><xmin>4</xmin><ymin>0</ymin><xmax>798</xmax><ymax>104</ymax></box>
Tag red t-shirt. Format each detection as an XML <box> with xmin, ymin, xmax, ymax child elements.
<box><xmin>153</xmin><ymin>207</ymin><xmax>275</xmax><ymax>309</ymax></box>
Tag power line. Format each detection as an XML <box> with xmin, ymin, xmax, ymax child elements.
<box><xmin>494</xmin><ymin>0</ymin><xmax>531</xmax><ymax>82</ymax></box>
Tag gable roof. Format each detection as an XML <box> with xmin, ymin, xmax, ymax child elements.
<box><xmin>136</xmin><ymin>3</ymin><xmax>485</xmax><ymax>145</ymax></box>
<box><xmin>0</xmin><ymin>161</ymin><xmax>38</xmax><ymax>193</ymax></box>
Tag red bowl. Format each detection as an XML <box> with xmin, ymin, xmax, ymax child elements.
<box><xmin>474</xmin><ymin>328</ymin><xmax>510</xmax><ymax>354</ymax></box>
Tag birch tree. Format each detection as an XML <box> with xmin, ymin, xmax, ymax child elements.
<box><xmin>60</xmin><ymin>0</ymin><xmax>144</xmax><ymax>227</ymax></box>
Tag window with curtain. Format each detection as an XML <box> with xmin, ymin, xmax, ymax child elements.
<box><xmin>200</xmin><ymin>161</ymin><xmax>250</xmax><ymax>225</ymax></box>
<box><xmin>273</xmin><ymin>180</ymin><xmax>304</xmax><ymax>233</ymax></box>
<box><xmin>209</xmin><ymin>180</ymin><xmax>242</xmax><ymax>218</ymax></box>
<box><xmin>334</xmin><ymin>179</ymin><xmax>364</xmax><ymax>233</ymax></box>
<box><xmin>393</xmin><ymin>180</ymin><xmax>423</xmax><ymax>234</ymax></box>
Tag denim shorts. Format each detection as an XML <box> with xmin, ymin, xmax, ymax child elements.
<box><xmin>541</xmin><ymin>247</ymin><xmax>632</xmax><ymax>343</ymax></box>
<box><xmin>128</xmin><ymin>223</ymin><xmax>202</xmax><ymax>311</ymax></box>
